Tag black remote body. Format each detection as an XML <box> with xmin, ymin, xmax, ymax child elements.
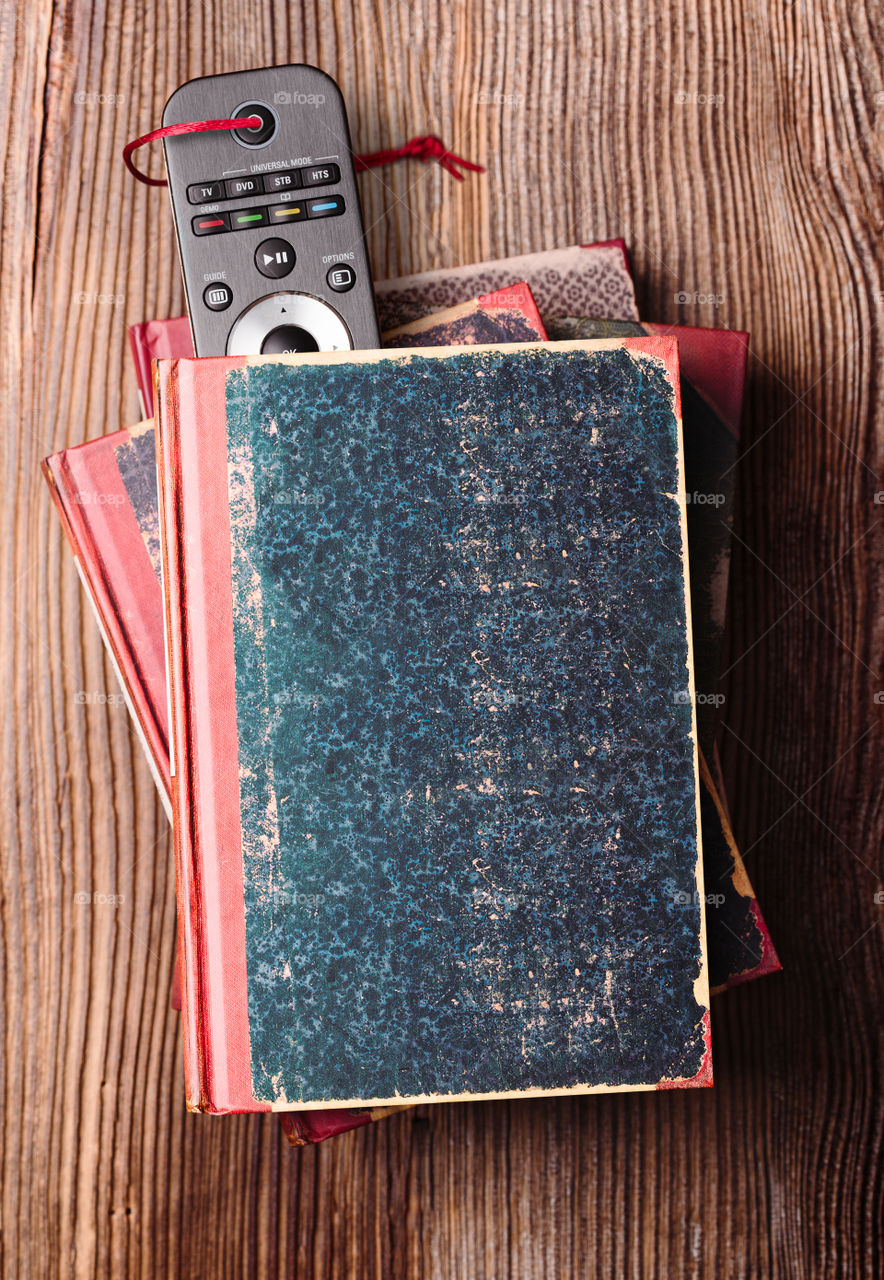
<box><xmin>162</xmin><ymin>65</ymin><xmax>380</xmax><ymax>356</ymax></box>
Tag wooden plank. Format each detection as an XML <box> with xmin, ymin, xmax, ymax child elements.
<box><xmin>2</xmin><ymin>0</ymin><xmax>883</xmax><ymax>1274</ymax></box>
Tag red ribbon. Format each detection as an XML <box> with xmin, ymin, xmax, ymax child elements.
<box><xmin>123</xmin><ymin>120</ymin><xmax>484</xmax><ymax>187</ymax></box>
<box><xmin>355</xmin><ymin>135</ymin><xmax>484</xmax><ymax>181</ymax></box>
<box><xmin>123</xmin><ymin>117</ymin><xmax>263</xmax><ymax>185</ymax></box>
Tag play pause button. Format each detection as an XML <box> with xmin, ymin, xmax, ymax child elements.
<box><xmin>254</xmin><ymin>238</ymin><xmax>296</xmax><ymax>279</ymax></box>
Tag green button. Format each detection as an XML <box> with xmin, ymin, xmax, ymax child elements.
<box><xmin>231</xmin><ymin>207</ymin><xmax>268</xmax><ymax>231</ymax></box>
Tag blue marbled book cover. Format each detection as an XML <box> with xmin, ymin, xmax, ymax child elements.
<box><xmin>222</xmin><ymin>340</ymin><xmax>710</xmax><ymax>1106</ymax></box>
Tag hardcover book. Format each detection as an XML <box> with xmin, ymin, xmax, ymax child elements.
<box><xmin>59</xmin><ymin>303</ymin><xmax>775</xmax><ymax>999</ymax></box>
<box><xmin>373</xmin><ymin>241</ymin><xmax>639</xmax><ymax>331</ymax></box>
<box><xmin>42</xmin><ymin>422</ymin><xmax>172</xmax><ymax>816</ymax></box>
<box><xmin>154</xmin><ymin>338</ymin><xmax>712</xmax><ymax>1114</ymax></box>
<box><xmin>545</xmin><ymin>318</ymin><xmax>743</xmax><ymax>753</ymax></box>
<box><xmin>44</xmin><ymin>289</ymin><xmax>551</xmax><ymax>1143</ymax></box>
<box><xmin>129</xmin><ymin>316</ymin><xmax>194</xmax><ymax>418</ymax></box>
<box><xmin>42</xmin><ymin>424</ymin><xmax>389</xmax><ymax>1144</ymax></box>
<box><xmin>545</xmin><ymin>317</ymin><xmax>780</xmax><ymax>990</ymax></box>
<box><xmin>382</xmin><ymin>282</ymin><xmax>547</xmax><ymax>347</ymax></box>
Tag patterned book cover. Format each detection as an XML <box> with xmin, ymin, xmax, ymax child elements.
<box><xmin>546</xmin><ymin>316</ymin><xmax>780</xmax><ymax>991</ymax></box>
<box><xmin>382</xmin><ymin>282</ymin><xmax>547</xmax><ymax>347</ymax></box>
<box><xmin>154</xmin><ymin>338</ymin><xmax>711</xmax><ymax>1114</ymax></box>
<box><xmin>374</xmin><ymin>242</ymin><xmax>639</xmax><ymax>332</ymax></box>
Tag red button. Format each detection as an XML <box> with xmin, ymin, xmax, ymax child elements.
<box><xmin>192</xmin><ymin>213</ymin><xmax>229</xmax><ymax>236</ymax></box>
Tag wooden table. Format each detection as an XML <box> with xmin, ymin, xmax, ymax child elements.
<box><xmin>4</xmin><ymin>1</ymin><xmax>882</xmax><ymax>1275</ymax></box>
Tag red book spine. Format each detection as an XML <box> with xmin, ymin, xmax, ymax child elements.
<box><xmin>42</xmin><ymin>430</ymin><xmax>171</xmax><ymax>808</ymax></box>
<box><xmin>154</xmin><ymin>368</ymin><xmax>205</xmax><ymax>1107</ymax></box>
<box><xmin>156</xmin><ymin>356</ymin><xmax>268</xmax><ymax>1113</ymax></box>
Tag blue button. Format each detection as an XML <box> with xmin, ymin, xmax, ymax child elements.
<box><xmin>307</xmin><ymin>195</ymin><xmax>345</xmax><ymax>218</ymax></box>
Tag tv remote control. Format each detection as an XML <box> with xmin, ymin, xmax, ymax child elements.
<box><xmin>162</xmin><ymin>65</ymin><xmax>380</xmax><ymax>356</ymax></box>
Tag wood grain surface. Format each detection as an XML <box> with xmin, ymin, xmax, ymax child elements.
<box><xmin>2</xmin><ymin>0</ymin><xmax>883</xmax><ymax>1275</ymax></box>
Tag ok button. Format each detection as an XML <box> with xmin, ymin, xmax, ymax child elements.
<box><xmin>255</xmin><ymin>238</ymin><xmax>295</xmax><ymax>279</ymax></box>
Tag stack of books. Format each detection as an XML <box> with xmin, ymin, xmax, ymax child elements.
<box><xmin>44</xmin><ymin>242</ymin><xmax>779</xmax><ymax>1144</ymax></box>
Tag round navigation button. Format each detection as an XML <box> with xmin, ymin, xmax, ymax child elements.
<box><xmin>326</xmin><ymin>262</ymin><xmax>356</xmax><ymax>293</ymax></box>
<box><xmin>203</xmin><ymin>281</ymin><xmax>233</xmax><ymax>311</ymax></box>
<box><xmin>261</xmin><ymin>325</ymin><xmax>321</xmax><ymax>354</ymax></box>
<box><xmin>255</xmin><ymin>238</ymin><xmax>296</xmax><ymax>279</ymax></box>
<box><xmin>226</xmin><ymin>293</ymin><xmax>353</xmax><ymax>356</ymax></box>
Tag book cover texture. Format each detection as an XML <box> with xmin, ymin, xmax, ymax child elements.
<box><xmin>198</xmin><ymin>340</ymin><xmax>709</xmax><ymax>1107</ymax></box>
<box><xmin>546</xmin><ymin>317</ymin><xmax>780</xmax><ymax>991</ymax></box>
<box><xmin>382</xmin><ymin>282</ymin><xmax>546</xmax><ymax>347</ymax></box>
<box><xmin>373</xmin><ymin>243</ymin><xmax>638</xmax><ymax>331</ymax></box>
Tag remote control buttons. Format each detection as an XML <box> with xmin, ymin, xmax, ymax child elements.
<box><xmin>203</xmin><ymin>282</ymin><xmax>233</xmax><ymax>311</ymax></box>
<box><xmin>187</xmin><ymin>167</ymin><xmax>345</xmax><ymax>204</ymax></box>
<box><xmin>225</xmin><ymin>176</ymin><xmax>261</xmax><ymax>198</ymax></box>
<box><xmin>192</xmin><ymin>213</ymin><xmax>229</xmax><ymax>235</ymax></box>
<box><xmin>187</xmin><ymin>181</ymin><xmax>224</xmax><ymax>204</ymax></box>
<box><xmin>260</xmin><ymin>325</ymin><xmax>320</xmax><ymax>354</ymax></box>
<box><xmin>226</xmin><ymin>293</ymin><xmax>352</xmax><ymax>356</ymax></box>
<box><xmin>231</xmin><ymin>207</ymin><xmax>269</xmax><ymax>230</ymax></box>
<box><xmin>231</xmin><ymin>101</ymin><xmax>278</xmax><ymax>148</ymax></box>
<box><xmin>193</xmin><ymin>197</ymin><xmax>346</xmax><ymax>240</ymax></box>
<box><xmin>268</xmin><ymin>202</ymin><xmax>306</xmax><ymax>224</ymax></box>
<box><xmin>263</xmin><ymin>170</ymin><xmax>300</xmax><ymax>193</ymax></box>
<box><xmin>255</xmin><ymin>239</ymin><xmax>296</xmax><ymax>278</ymax></box>
<box><xmin>302</xmin><ymin>163</ymin><xmax>341</xmax><ymax>186</ymax></box>
<box><xmin>307</xmin><ymin>195</ymin><xmax>345</xmax><ymax>218</ymax></box>
<box><xmin>326</xmin><ymin>263</ymin><xmax>356</xmax><ymax>292</ymax></box>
